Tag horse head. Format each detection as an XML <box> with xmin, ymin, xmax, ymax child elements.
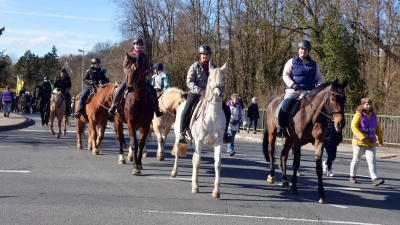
<box><xmin>123</xmin><ymin>52</ymin><xmax>144</xmax><ymax>88</ymax></box>
<box><xmin>327</xmin><ymin>78</ymin><xmax>347</xmax><ymax>131</ymax></box>
<box><xmin>206</xmin><ymin>62</ymin><xmax>227</xmax><ymax>102</ymax></box>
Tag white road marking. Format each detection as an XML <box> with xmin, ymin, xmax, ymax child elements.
<box><xmin>146</xmin><ymin>176</ymin><xmax>191</xmax><ymax>181</ymax></box>
<box><xmin>0</xmin><ymin>146</ymin><xmax>12</xmax><ymax>147</ymax></box>
<box><xmin>0</xmin><ymin>170</ymin><xmax>30</xmax><ymax>173</ymax></box>
<box><xmin>146</xmin><ymin>210</ymin><xmax>378</xmax><ymax>224</ymax></box>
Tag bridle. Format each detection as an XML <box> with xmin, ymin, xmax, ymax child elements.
<box><xmin>207</xmin><ymin>84</ymin><xmax>223</xmax><ymax>102</ymax></box>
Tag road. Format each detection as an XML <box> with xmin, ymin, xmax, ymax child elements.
<box><xmin>0</xmin><ymin>114</ymin><xmax>399</xmax><ymax>225</ymax></box>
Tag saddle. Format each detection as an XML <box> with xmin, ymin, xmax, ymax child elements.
<box><xmin>85</xmin><ymin>88</ymin><xmax>97</xmax><ymax>104</ymax></box>
<box><xmin>274</xmin><ymin>91</ymin><xmax>310</xmax><ymax>120</ymax></box>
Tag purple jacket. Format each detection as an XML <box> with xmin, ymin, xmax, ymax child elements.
<box><xmin>353</xmin><ymin>112</ymin><xmax>377</xmax><ymax>143</ymax></box>
<box><xmin>1</xmin><ymin>90</ymin><xmax>13</xmax><ymax>103</ymax></box>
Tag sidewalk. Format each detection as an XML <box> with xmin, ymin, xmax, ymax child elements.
<box><xmin>234</xmin><ymin>128</ymin><xmax>400</xmax><ymax>161</ymax></box>
<box><xmin>0</xmin><ymin>112</ymin><xmax>399</xmax><ymax>161</ymax></box>
<box><xmin>0</xmin><ymin>112</ymin><xmax>32</xmax><ymax>132</ymax></box>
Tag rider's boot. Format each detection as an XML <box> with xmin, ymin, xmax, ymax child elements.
<box><xmin>178</xmin><ymin>131</ymin><xmax>187</xmax><ymax>144</ymax></box>
<box><xmin>155</xmin><ymin>102</ymin><xmax>163</xmax><ymax>117</ymax></box>
<box><xmin>223</xmin><ymin>117</ymin><xmax>232</xmax><ymax>144</ymax></box>
<box><xmin>275</xmin><ymin>110</ymin><xmax>287</xmax><ymax>138</ymax></box>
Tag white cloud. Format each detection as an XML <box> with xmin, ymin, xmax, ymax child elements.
<box><xmin>21</xmin><ymin>36</ymin><xmax>51</xmax><ymax>48</ymax></box>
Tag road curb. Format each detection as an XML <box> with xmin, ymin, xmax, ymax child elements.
<box><xmin>0</xmin><ymin>115</ymin><xmax>33</xmax><ymax>132</ymax></box>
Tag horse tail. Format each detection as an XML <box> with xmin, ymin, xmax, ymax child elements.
<box><xmin>262</xmin><ymin>124</ymin><xmax>270</xmax><ymax>163</ymax></box>
<box><xmin>171</xmin><ymin>142</ymin><xmax>187</xmax><ymax>157</ymax></box>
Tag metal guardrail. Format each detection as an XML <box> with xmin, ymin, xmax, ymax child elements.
<box><xmin>242</xmin><ymin>109</ymin><xmax>400</xmax><ymax>146</ymax></box>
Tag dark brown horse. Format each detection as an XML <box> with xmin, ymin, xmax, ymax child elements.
<box><xmin>75</xmin><ymin>83</ymin><xmax>117</xmax><ymax>155</ymax></box>
<box><xmin>262</xmin><ymin>79</ymin><xmax>347</xmax><ymax>204</ymax></box>
<box><xmin>114</xmin><ymin>52</ymin><xmax>155</xmax><ymax>175</ymax></box>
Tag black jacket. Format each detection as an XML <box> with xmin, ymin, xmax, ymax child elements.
<box><xmin>325</xmin><ymin>118</ymin><xmax>343</xmax><ymax>146</ymax></box>
<box><xmin>83</xmin><ymin>67</ymin><xmax>109</xmax><ymax>88</ymax></box>
<box><xmin>54</xmin><ymin>74</ymin><xmax>72</xmax><ymax>91</ymax></box>
<box><xmin>37</xmin><ymin>82</ymin><xmax>52</xmax><ymax>102</ymax></box>
<box><xmin>247</xmin><ymin>102</ymin><xmax>260</xmax><ymax>118</ymax></box>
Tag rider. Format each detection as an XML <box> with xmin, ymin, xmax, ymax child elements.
<box><xmin>37</xmin><ymin>76</ymin><xmax>52</xmax><ymax>126</ymax></box>
<box><xmin>275</xmin><ymin>40</ymin><xmax>323</xmax><ymax>137</ymax></box>
<box><xmin>74</xmin><ymin>57</ymin><xmax>109</xmax><ymax>118</ymax></box>
<box><xmin>25</xmin><ymin>92</ymin><xmax>32</xmax><ymax>113</ymax></box>
<box><xmin>108</xmin><ymin>38</ymin><xmax>163</xmax><ymax>120</ymax></box>
<box><xmin>151</xmin><ymin>62</ymin><xmax>170</xmax><ymax>93</ymax></box>
<box><xmin>54</xmin><ymin>68</ymin><xmax>72</xmax><ymax>116</ymax></box>
<box><xmin>178</xmin><ymin>44</ymin><xmax>232</xmax><ymax>144</ymax></box>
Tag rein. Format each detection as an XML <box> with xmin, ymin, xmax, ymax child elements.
<box><xmin>302</xmin><ymin>85</ymin><xmax>344</xmax><ymax>121</ymax></box>
<box><xmin>160</xmin><ymin>95</ymin><xmax>176</xmax><ymax>116</ymax></box>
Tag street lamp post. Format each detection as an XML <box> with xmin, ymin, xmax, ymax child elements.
<box><xmin>78</xmin><ymin>49</ymin><xmax>85</xmax><ymax>92</ymax></box>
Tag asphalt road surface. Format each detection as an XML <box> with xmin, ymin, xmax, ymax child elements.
<box><xmin>0</xmin><ymin>114</ymin><xmax>399</xmax><ymax>225</ymax></box>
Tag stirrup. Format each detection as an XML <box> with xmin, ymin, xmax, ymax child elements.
<box><xmin>74</xmin><ymin>111</ymin><xmax>81</xmax><ymax>119</ymax></box>
<box><xmin>223</xmin><ymin>133</ymin><xmax>232</xmax><ymax>144</ymax></box>
<box><xmin>275</xmin><ymin>127</ymin><xmax>284</xmax><ymax>138</ymax></box>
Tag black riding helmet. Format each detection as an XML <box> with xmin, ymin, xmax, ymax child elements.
<box><xmin>132</xmin><ymin>38</ymin><xmax>144</xmax><ymax>46</ymax></box>
<box><xmin>153</xmin><ymin>62</ymin><xmax>163</xmax><ymax>71</ymax></box>
<box><xmin>91</xmin><ymin>58</ymin><xmax>101</xmax><ymax>64</ymax></box>
<box><xmin>298</xmin><ymin>40</ymin><xmax>312</xmax><ymax>51</ymax></box>
<box><xmin>198</xmin><ymin>45</ymin><xmax>212</xmax><ymax>54</ymax></box>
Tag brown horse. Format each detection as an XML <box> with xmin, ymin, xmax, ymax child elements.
<box><xmin>114</xmin><ymin>52</ymin><xmax>155</xmax><ymax>175</ymax></box>
<box><xmin>49</xmin><ymin>89</ymin><xmax>70</xmax><ymax>138</ymax></box>
<box><xmin>145</xmin><ymin>87</ymin><xmax>186</xmax><ymax>161</ymax></box>
<box><xmin>75</xmin><ymin>83</ymin><xmax>117</xmax><ymax>155</ymax></box>
<box><xmin>262</xmin><ymin>79</ymin><xmax>347</xmax><ymax>204</ymax></box>
<box><xmin>17</xmin><ymin>94</ymin><xmax>26</xmax><ymax>114</ymax></box>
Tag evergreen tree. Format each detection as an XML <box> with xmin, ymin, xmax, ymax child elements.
<box><xmin>14</xmin><ymin>50</ymin><xmax>42</xmax><ymax>91</ymax></box>
<box><xmin>41</xmin><ymin>45</ymin><xmax>60</xmax><ymax>81</ymax></box>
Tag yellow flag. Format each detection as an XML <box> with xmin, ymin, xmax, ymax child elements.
<box><xmin>16</xmin><ymin>75</ymin><xmax>24</xmax><ymax>96</ymax></box>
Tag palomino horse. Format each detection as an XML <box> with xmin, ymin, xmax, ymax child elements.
<box><xmin>146</xmin><ymin>87</ymin><xmax>186</xmax><ymax>161</ymax></box>
<box><xmin>49</xmin><ymin>88</ymin><xmax>70</xmax><ymax>138</ymax></box>
<box><xmin>262</xmin><ymin>79</ymin><xmax>347</xmax><ymax>204</ymax></box>
<box><xmin>171</xmin><ymin>63</ymin><xmax>227</xmax><ymax>198</ymax></box>
<box><xmin>17</xmin><ymin>94</ymin><xmax>26</xmax><ymax>114</ymax></box>
<box><xmin>114</xmin><ymin>52</ymin><xmax>155</xmax><ymax>175</ymax></box>
<box><xmin>75</xmin><ymin>83</ymin><xmax>117</xmax><ymax>155</ymax></box>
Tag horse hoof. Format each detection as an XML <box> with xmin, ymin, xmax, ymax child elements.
<box><xmin>92</xmin><ymin>150</ymin><xmax>99</xmax><ymax>155</ymax></box>
<box><xmin>128</xmin><ymin>156</ymin><xmax>133</xmax><ymax>162</ymax></box>
<box><xmin>132</xmin><ymin>168</ymin><xmax>141</xmax><ymax>176</ymax></box>
<box><xmin>319</xmin><ymin>197</ymin><xmax>327</xmax><ymax>204</ymax></box>
<box><xmin>156</xmin><ymin>152</ymin><xmax>164</xmax><ymax>161</ymax></box>
<box><xmin>57</xmin><ymin>135</ymin><xmax>60</xmax><ymax>139</ymax></box>
<box><xmin>267</xmin><ymin>176</ymin><xmax>275</xmax><ymax>184</ymax></box>
<box><xmin>282</xmin><ymin>181</ymin><xmax>290</xmax><ymax>188</ymax></box>
<box><xmin>291</xmin><ymin>187</ymin><xmax>298</xmax><ymax>194</ymax></box>
<box><xmin>296</xmin><ymin>171</ymin><xmax>301</xmax><ymax>176</ymax></box>
<box><xmin>192</xmin><ymin>187</ymin><xmax>199</xmax><ymax>193</ymax></box>
<box><xmin>118</xmin><ymin>159</ymin><xmax>126</xmax><ymax>164</ymax></box>
<box><xmin>142</xmin><ymin>152</ymin><xmax>148</xmax><ymax>157</ymax></box>
<box><xmin>171</xmin><ymin>170</ymin><xmax>177</xmax><ymax>178</ymax></box>
<box><xmin>212</xmin><ymin>192</ymin><xmax>220</xmax><ymax>198</ymax></box>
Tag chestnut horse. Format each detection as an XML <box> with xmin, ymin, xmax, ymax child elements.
<box><xmin>75</xmin><ymin>83</ymin><xmax>117</xmax><ymax>155</ymax></box>
<box><xmin>145</xmin><ymin>87</ymin><xmax>186</xmax><ymax>161</ymax></box>
<box><xmin>17</xmin><ymin>94</ymin><xmax>26</xmax><ymax>114</ymax></box>
<box><xmin>170</xmin><ymin>63</ymin><xmax>227</xmax><ymax>198</ymax></box>
<box><xmin>49</xmin><ymin>89</ymin><xmax>70</xmax><ymax>138</ymax></box>
<box><xmin>114</xmin><ymin>52</ymin><xmax>155</xmax><ymax>175</ymax></box>
<box><xmin>262</xmin><ymin>79</ymin><xmax>347</xmax><ymax>204</ymax></box>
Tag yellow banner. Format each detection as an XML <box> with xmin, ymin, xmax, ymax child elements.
<box><xmin>16</xmin><ymin>76</ymin><xmax>24</xmax><ymax>96</ymax></box>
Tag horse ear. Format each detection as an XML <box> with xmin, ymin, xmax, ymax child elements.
<box><xmin>342</xmin><ymin>80</ymin><xmax>348</xmax><ymax>88</ymax></box>
<box><xmin>220</xmin><ymin>62</ymin><xmax>227</xmax><ymax>73</ymax></box>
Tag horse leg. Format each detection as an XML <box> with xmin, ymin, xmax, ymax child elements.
<box><xmin>212</xmin><ymin>144</ymin><xmax>222</xmax><ymax>198</ymax></box>
<box><xmin>159</xmin><ymin>126</ymin><xmax>171</xmax><ymax>161</ymax></box>
<box><xmin>115</xmin><ymin>120</ymin><xmax>126</xmax><ymax>164</ymax></box>
<box><xmin>280</xmin><ymin>140</ymin><xmax>292</xmax><ymax>188</ymax></box>
<box><xmin>76</xmin><ymin>119</ymin><xmax>83</xmax><ymax>150</ymax></box>
<box><xmin>267</xmin><ymin>132</ymin><xmax>276</xmax><ymax>184</ymax></box>
<box><xmin>315</xmin><ymin>142</ymin><xmax>326</xmax><ymax>204</ymax></box>
<box><xmin>291</xmin><ymin>145</ymin><xmax>301</xmax><ymax>194</ymax></box>
<box><xmin>63</xmin><ymin>114</ymin><xmax>68</xmax><ymax>135</ymax></box>
<box><xmin>154</xmin><ymin>125</ymin><xmax>164</xmax><ymax>161</ymax></box>
<box><xmin>57</xmin><ymin>115</ymin><xmax>62</xmax><ymax>138</ymax></box>
<box><xmin>50</xmin><ymin>111</ymin><xmax>55</xmax><ymax>135</ymax></box>
<box><xmin>171</xmin><ymin>142</ymin><xmax>180</xmax><ymax>178</ymax></box>
<box><xmin>96</xmin><ymin>122</ymin><xmax>107</xmax><ymax>149</ymax></box>
<box><xmin>192</xmin><ymin>140</ymin><xmax>203</xmax><ymax>194</ymax></box>
<box><xmin>138</xmin><ymin>126</ymin><xmax>150</xmax><ymax>170</ymax></box>
<box><xmin>129</xmin><ymin>125</ymin><xmax>141</xmax><ymax>175</ymax></box>
<box><xmin>89</xmin><ymin>122</ymin><xmax>99</xmax><ymax>155</ymax></box>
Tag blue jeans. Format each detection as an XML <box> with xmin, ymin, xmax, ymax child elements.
<box><xmin>227</xmin><ymin>129</ymin><xmax>237</xmax><ymax>153</ymax></box>
<box><xmin>77</xmin><ymin>88</ymin><xmax>90</xmax><ymax>111</ymax></box>
<box><xmin>3</xmin><ymin>102</ymin><xmax>12</xmax><ymax>115</ymax></box>
<box><xmin>248</xmin><ymin>117</ymin><xmax>258</xmax><ymax>131</ymax></box>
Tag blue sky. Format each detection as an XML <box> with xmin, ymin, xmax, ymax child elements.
<box><xmin>0</xmin><ymin>0</ymin><xmax>122</xmax><ymax>61</ymax></box>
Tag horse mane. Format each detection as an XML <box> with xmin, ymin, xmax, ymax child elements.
<box><xmin>204</xmin><ymin>66</ymin><xmax>223</xmax><ymax>99</ymax></box>
<box><xmin>307</xmin><ymin>82</ymin><xmax>332</xmax><ymax>98</ymax></box>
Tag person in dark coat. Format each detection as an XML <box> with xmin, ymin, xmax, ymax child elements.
<box><xmin>54</xmin><ymin>68</ymin><xmax>72</xmax><ymax>116</ymax></box>
<box><xmin>323</xmin><ymin>117</ymin><xmax>343</xmax><ymax>177</ymax></box>
<box><xmin>37</xmin><ymin>77</ymin><xmax>52</xmax><ymax>125</ymax></box>
<box><xmin>246</xmin><ymin>97</ymin><xmax>260</xmax><ymax>134</ymax></box>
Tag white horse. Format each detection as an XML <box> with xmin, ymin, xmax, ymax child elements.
<box><xmin>171</xmin><ymin>63</ymin><xmax>227</xmax><ymax>198</ymax></box>
<box><xmin>147</xmin><ymin>87</ymin><xmax>186</xmax><ymax>161</ymax></box>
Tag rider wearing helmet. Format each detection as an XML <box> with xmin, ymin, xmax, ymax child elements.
<box><xmin>275</xmin><ymin>39</ymin><xmax>323</xmax><ymax>137</ymax></box>
<box><xmin>37</xmin><ymin>76</ymin><xmax>52</xmax><ymax>125</ymax></box>
<box><xmin>54</xmin><ymin>68</ymin><xmax>72</xmax><ymax>116</ymax></box>
<box><xmin>177</xmin><ymin>44</ymin><xmax>232</xmax><ymax>144</ymax></box>
<box><xmin>108</xmin><ymin>38</ymin><xmax>164</xmax><ymax>121</ymax></box>
<box><xmin>74</xmin><ymin>57</ymin><xmax>109</xmax><ymax>118</ymax></box>
<box><xmin>151</xmin><ymin>62</ymin><xmax>170</xmax><ymax>93</ymax></box>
